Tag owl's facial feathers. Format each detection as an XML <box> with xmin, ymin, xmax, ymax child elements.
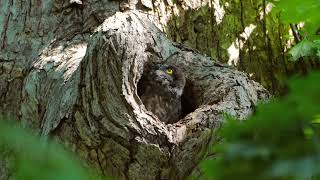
<box><xmin>154</xmin><ymin>69</ymin><xmax>173</xmax><ymax>85</ymax></box>
<box><xmin>151</xmin><ymin>64</ymin><xmax>186</xmax><ymax>96</ymax></box>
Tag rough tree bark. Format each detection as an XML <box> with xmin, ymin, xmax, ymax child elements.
<box><xmin>0</xmin><ymin>1</ymin><xmax>269</xmax><ymax>179</ymax></box>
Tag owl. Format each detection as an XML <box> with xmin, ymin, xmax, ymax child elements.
<box><xmin>138</xmin><ymin>62</ymin><xmax>186</xmax><ymax>124</ymax></box>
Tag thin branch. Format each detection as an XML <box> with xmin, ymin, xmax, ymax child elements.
<box><xmin>290</xmin><ymin>23</ymin><xmax>302</xmax><ymax>43</ymax></box>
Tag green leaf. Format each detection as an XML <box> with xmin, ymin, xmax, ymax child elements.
<box><xmin>288</xmin><ymin>40</ymin><xmax>317</xmax><ymax>60</ymax></box>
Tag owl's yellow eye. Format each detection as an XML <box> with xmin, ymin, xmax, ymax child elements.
<box><xmin>166</xmin><ymin>68</ymin><xmax>173</xmax><ymax>75</ymax></box>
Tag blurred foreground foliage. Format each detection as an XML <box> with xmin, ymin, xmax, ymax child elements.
<box><xmin>0</xmin><ymin>121</ymin><xmax>103</xmax><ymax>180</ymax></box>
<box><xmin>195</xmin><ymin>71</ymin><xmax>320</xmax><ymax>179</ymax></box>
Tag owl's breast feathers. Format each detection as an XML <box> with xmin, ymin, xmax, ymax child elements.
<box><xmin>141</xmin><ymin>90</ymin><xmax>181</xmax><ymax>124</ymax></box>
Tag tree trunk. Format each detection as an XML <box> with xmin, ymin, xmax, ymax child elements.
<box><xmin>0</xmin><ymin>1</ymin><xmax>269</xmax><ymax>179</ymax></box>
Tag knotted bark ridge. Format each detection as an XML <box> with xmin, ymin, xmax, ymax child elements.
<box><xmin>17</xmin><ymin>11</ymin><xmax>269</xmax><ymax>179</ymax></box>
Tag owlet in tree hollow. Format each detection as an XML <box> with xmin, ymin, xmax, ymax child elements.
<box><xmin>139</xmin><ymin>62</ymin><xmax>186</xmax><ymax>124</ymax></box>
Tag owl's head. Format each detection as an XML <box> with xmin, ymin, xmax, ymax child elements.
<box><xmin>152</xmin><ymin>64</ymin><xmax>186</xmax><ymax>96</ymax></box>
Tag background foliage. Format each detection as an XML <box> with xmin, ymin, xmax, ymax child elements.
<box><xmin>271</xmin><ymin>0</ymin><xmax>320</xmax><ymax>60</ymax></box>
<box><xmin>166</xmin><ymin>0</ymin><xmax>320</xmax><ymax>95</ymax></box>
<box><xmin>195</xmin><ymin>0</ymin><xmax>320</xmax><ymax>179</ymax></box>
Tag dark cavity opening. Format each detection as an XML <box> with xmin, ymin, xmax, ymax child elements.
<box><xmin>180</xmin><ymin>79</ymin><xmax>198</xmax><ymax>119</ymax></box>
